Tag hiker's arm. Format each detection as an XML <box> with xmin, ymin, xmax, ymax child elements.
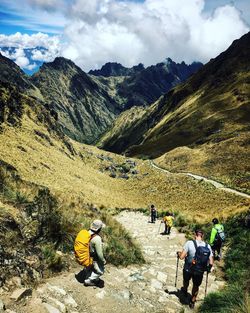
<box><xmin>93</xmin><ymin>236</ymin><xmax>105</xmax><ymax>263</ymax></box>
<box><xmin>208</xmin><ymin>245</ymin><xmax>214</xmax><ymax>270</ymax></box>
<box><xmin>210</xmin><ymin>228</ymin><xmax>217</xmax><ymax>245</ymax></box>
<box><xmin>177</xmin><ymin>250</ymin><xmax>187</xmax><ymax>260</ymax></box>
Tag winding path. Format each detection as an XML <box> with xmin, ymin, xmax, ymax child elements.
<box><xmin>4</xmin><ymin>212</ymin><xmax>225</xmax><ymax>313</ymax></box>
<box><xmin>150</xmin><ymin>160</ymin><xmax>250</xmax><ymax>199</ymax></box>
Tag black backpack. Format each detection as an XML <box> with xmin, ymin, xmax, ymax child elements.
<box><xmin>191</xmin><ymin>240</ymin><xmax>211</xmax><ymax>273</ymax></box>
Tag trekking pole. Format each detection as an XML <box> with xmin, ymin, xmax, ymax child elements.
<box><xmin>204</xmin><ymin>271</ymin><xmax>209</xmax><ymax>297</ymax></box>
<box><xmin>175</xmin><ymin>253</ymin><xmax>179</xmax><ymax>287</ymax></box>
<box><xmin>157</xmin><ymin>221</ymin><xmax>162</xmax><ymax>234</ymax></box>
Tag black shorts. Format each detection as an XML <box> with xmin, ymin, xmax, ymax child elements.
<box><xmin>183</xmin><ymin>269</ymin><xmax>204</xmax><ymax>287</ymax></box>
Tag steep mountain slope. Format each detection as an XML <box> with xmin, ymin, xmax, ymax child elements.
<box><xmin>91</xmin><ymin>59</ymin><xmax>203</xmax><ymax>110</ymax></box>
<box><xmin>31</xmin><ymin>57</ymin><xmax>121</xmax><ymax>144</ymax></box>
<box><xmin>0</xmin><ymin>53</ymin><xmax>31</xmax><ymax>91</ymax></box>
<box><xmin>101</xmin><ymin>32</ymin><xmax>250</xmax><ymax>192</ymax></box>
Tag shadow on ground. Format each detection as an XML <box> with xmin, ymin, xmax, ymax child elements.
<box><xmin>165</xmin><ymin>288</ymin><xmax>191</xmax><ymax>305</ymax></box>
<box><xmin>75</xmin><ymin>269</ymin><xmax>105</xmax><ymax>288</ymax></box>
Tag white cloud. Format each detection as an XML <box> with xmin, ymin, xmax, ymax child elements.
<box><xmin>0</xmin><ymin>0</ymin><xmax>249</xmax><ymax>72</ymax></box>
<box><xmin>0</xmin><ymin>47</ymin><xmax>37</xmax><ymax>69</ymax></box>
<box><xmin>0</xmin><ymin>33</ymin><xmax>61</xmax><ymax>70</ymax></box>
<box><xmin>27</xmin><ymin>0</ymin><xmax>65</xmax><ymax>11</ymax></box>
<box><xmin>62</xmin><ymin>0</ymin><xmax>249</xmax><ymax>71</ymax></box>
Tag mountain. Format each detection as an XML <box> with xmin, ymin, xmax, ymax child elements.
<box><xmin>99</xmin><ymin>32</ymin><xmax>250</xmax><ymax>192</ymax></box>
<box><xmin>31</xmin><ymin>57</ymin><xmax>121</xmax><ymax>143</ymax></box>
<box><xmin>91</xmin><ymin>59</ymin><xmax>203</xmax><ymax>109</ymax></box>
<box><xmin>0</xmin><ymin>53</ymin><xmax>33</xmax><ymax>91</ymax></box>
<box><xmin>28</xmin><ymin>57</ymin><xmax>202</xmax><ymax>144</ymax></box>
<box><xmin>89</xmin><ymin>62</ymin><xmax>145</xmax><ymax>77</ymax></box>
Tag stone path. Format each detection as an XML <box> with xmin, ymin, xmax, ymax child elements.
<box><xmin>150</xmin><ymin>160</ymin><xmax>250</xmax><ymax>199</ymax></box>
<box><xmin>0</xmin><ymin>212</ymin><xmax>225</xmax><ymax>313</ymax></box>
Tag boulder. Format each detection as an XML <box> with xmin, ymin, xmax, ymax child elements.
<box><xmin>10</xmin><ymin>287</ymin><xmax>32</xmax><ymax>301</ymax></box>
<box><xmin>0</xmin><ymin>299</ymin><xmax>5</xmax><ymax>311</ymax></box>
<box><xmin>43</xmin><ymin>303</ymin><xmax>61</xmax><ymax>313</ymax></box>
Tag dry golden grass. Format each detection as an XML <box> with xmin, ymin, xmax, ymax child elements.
<box><xmin>0</xmin><ymin>110</ymin><xmax>248</xmax><ymax>224</ymax></box>
<box><xmin>156</xmin><ymin>131</ymin><xmax>250</xmax><ymax>193</ymax></box>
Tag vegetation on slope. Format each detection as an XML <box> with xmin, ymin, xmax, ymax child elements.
<box><xmin>98</xmin><ymin>32</ymin><xmax>250</xmax><ymax>193</ymax></box>
<box><xmin>199</xmin><ymin>211</ymin><xmax>250</xmax><ymax>313</ymax></box>
<box><xmin>171</xmin><ymin>209</ymin><xmax>249</xmax><ymax>313</ymax></box>
<box><xmin>0</xmin><ymin>160</ymin><xmax>144</xmax><ymax>287</ymax></box>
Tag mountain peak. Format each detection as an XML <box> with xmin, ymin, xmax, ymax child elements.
<box><xmin>41</xmin><ymin>57</ymin><xmax>79</xmax><ymax>72</ymax></box>
<box><xmin>89</xmin><ymin>62</ymin><xmax>144</xmax><ymax>77</ymax></box>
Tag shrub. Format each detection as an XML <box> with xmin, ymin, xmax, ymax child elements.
<box><xmin>41</xmin><ymin>244</ymin><xmax>64</xmax><ymax>272</ymax></box>
<box><xmin>199</xmin><ymin>211</ymin><xmax>250</xmax><ymax>312</ymax></box>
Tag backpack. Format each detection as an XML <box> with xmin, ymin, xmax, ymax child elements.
<box><xmin>191</xmin><ymin>240</ymin><xmax>211</xmax><ymax>273</ymax></box>
<box><xmin>74</xmin><ymin>230</ymin><xmax>96</xmax><ymax>267</ymax></box>
<box><xmin>214</xmin><ymin>226</ymin><xmax>225</xmax><ymax>243</ymax></box>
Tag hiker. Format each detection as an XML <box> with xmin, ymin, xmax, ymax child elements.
<box><xmin>177</xmin><ymin>229</ymin><xmax>213</xmax><ymax>309</ymax></box>
<box><xmin>162</xmin><ymin>211</ymin><xmax>174</xmax><ymax>234</ymax></box>
<box><xmin>210</xmin><ymin>218</ymin><xmax>225</xmax><ymax>261</ymax></box>
<box><xmin>150</xmin><ymin>204</ymin><xmax>157</xmax><ymax>223</ymax></box>
<box><xmin>74</xmin><ymin>219</ymin><xmax>106</xmax><ymax>286</ymax></box>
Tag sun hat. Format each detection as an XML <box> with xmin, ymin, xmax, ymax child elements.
<box><xmin>90</xmin><ymin>219</ymin><xmax>105</xmax><ymax>232</ymax></box>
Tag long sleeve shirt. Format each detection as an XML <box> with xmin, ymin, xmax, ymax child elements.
<box><xmin>90</xmin><ymin>235</ymin><xmax>105</xmax><ymax>264</ymax></box>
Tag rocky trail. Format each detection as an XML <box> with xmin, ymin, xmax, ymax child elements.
<box><xmin>150</xmin><ymin>161</ymin><xmax>250</xmax><ymax>199</ymax></box>
<box><xmin>0</xmin><ymin>212</ymin><xmax>225</xmax><ymax>313</ymax></box>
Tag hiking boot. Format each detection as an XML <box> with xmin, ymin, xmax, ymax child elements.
<box><xmin>84</xmin><ymin>279</ymin><xmax>98</xmax><ymax>286</ymax></box>
<box><xmin>189</xmin><ymin>300</ymin><xmax>195</xmax><ymax>309</ymax></box>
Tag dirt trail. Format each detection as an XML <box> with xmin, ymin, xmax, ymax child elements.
<box><xmin>3</xmin><ymin>212</ymin><xmax>225</xmax><ymax>313</ymax></box>
<box><xmin>150</xmin><ymin>161</ymin><xmax>250</xmax><ymax>199</ymax></box>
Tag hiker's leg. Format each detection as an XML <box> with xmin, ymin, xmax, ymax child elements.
<box><xmin>182</xmin><ymin>269</ymin><xmax>191</xmax><ymax>292</ymax></box>
<box><xmin>164</xmin><ymin>223</ymin><xmax>167</xmax><ymax>234</ymax></box>
<box><xmin>211</xmin><ymin>245</ymin><xmax>216</xmax><ymax>258</ymax></box>
<box><xmin>86</xmin><ymin>261</ymin><xmax>104</xmax><ymax>283</ymax></box>
<box><xmin>217</xmin><ymin>242</ymin><xmax>222</xmax><ymax>259</ymax></box>
<box><xmin>191</xmin><ymin>272</ymin><xmax>203</xmax><ymax>302</ymax></box>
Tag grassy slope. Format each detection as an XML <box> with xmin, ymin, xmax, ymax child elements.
<box><xmin>0</xmin><ymin>100</ymin><xmax>248</xmax><ymax>222</ymax></box>
<box><xmin>97</xmin><ymin>106</ymin><xmax>147</xmax><ymax>153</ymax></box>
<box><xmin>125</xmin><ymin>33</ymin><xmax>250</xmax><ymax>193</ymax></box>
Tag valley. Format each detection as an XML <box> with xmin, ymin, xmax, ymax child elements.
<box><xmin>0</xmin><ymin>31</ymin><xmax>249</xmax><ymax>313</ymax></box>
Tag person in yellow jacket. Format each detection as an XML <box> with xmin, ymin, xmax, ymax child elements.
<box><xmin>74</xmin><ymin>219</ymin><xmax>106</xmax><ymax>287</ymax></box>
<box><xmin>162</xmin><ymin>212</ymin><xmax>174</xmax><ymax>235</ymax></box>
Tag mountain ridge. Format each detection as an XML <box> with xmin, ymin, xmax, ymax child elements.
<box><xmin>98</xmin><ymin>32</ymin><xmax>250</xmax><ymax>192</ymax></box>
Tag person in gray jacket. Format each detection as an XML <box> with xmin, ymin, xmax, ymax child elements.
<box><xmin>84</xmin><ymin>219</ymin><xmax>106</xmax><ymax>286</ymax></box>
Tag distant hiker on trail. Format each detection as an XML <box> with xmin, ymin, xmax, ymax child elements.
<box><xmin>162</xmin><ymin>211</ymin><xmax>174</xmax><ymax>235</ymax></box>
<box><xmin>74</xmin><ymin>219</ymin><xmax>106</xmax><ymax>287</ymax></box>
<box><xmin>210</xmin><ymin>218</ymin><xmax>225</xmax><ymax>261</ymax></box>
<box><xmin>177</xmin><ymin>229</ymin><xmax>213</xmax><ymax>309</ymax></box>
<box><xmin>150</xmin><ymin>204</ymin><xmax>157</xmax><ymax>223</ymax></box>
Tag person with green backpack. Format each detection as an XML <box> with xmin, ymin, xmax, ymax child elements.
<box><xmin>210</xmin><ymin>218</ymin><xmax>225</xmax><ymax>261</ymax></box>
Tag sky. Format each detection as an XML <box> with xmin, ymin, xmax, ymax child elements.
<box><xmin>0</xmin><ymin>0</ymin><xmax>249</xmax><ymax>73</ymax></box>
